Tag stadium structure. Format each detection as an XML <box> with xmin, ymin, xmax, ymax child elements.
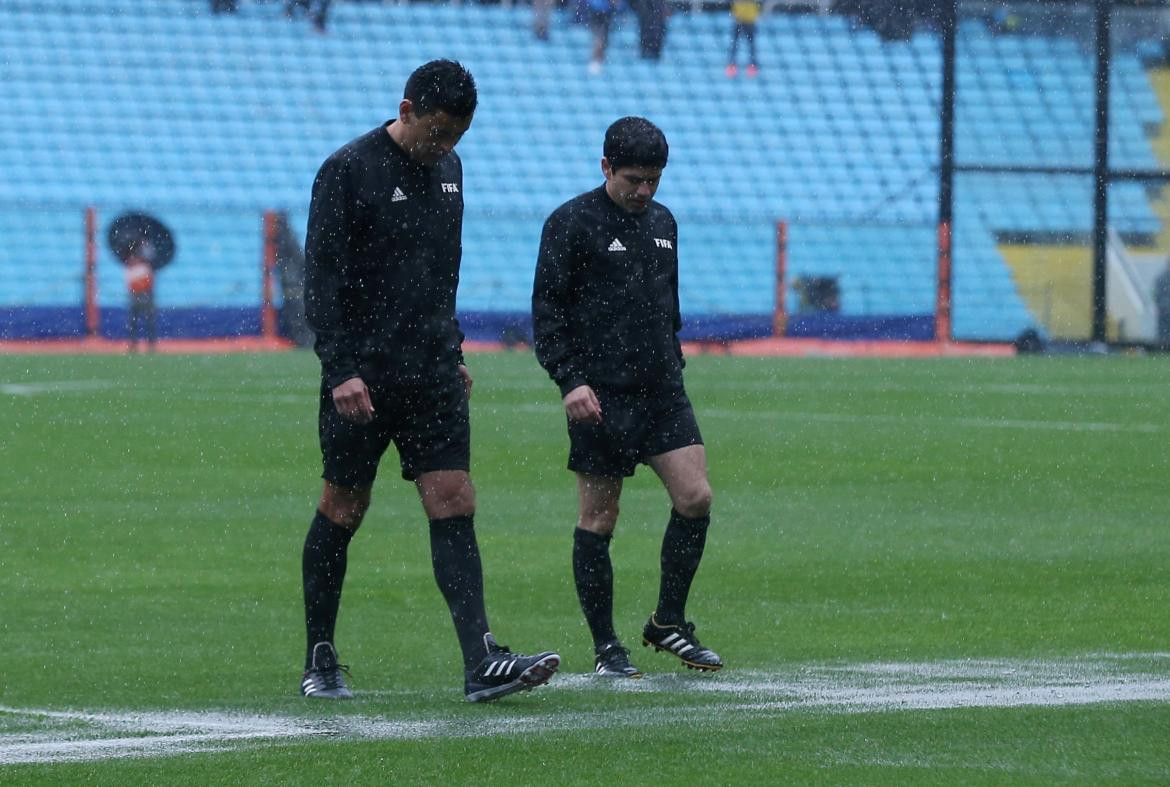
<box><xmin>1</xmin><ymin>0</ymin><xmax>1169</xmax><ymax>351</ymax></box>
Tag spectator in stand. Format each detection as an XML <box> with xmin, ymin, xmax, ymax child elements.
<box><xmin>533</xmin><ymin>0</ymin><xmax>554</xmax><ymax>40</ymax></box>
<box><xmin>125</xmin><ymin>239</ymin><xmax>157</xmax><ymax>353</ymax></box>
<box><xmin>587</xmin><ymin>0</ymin><xmax>620</xmax><ymax>75</ymax></box>
<box><xmin>726</xmin><ymin>0</ymin><xmax>760</xmax><ymax>78</ymax></box>
<box><xmin>633</xmin><ymin>0</ymin><xmax>668</xmax><ymax>60</ymax></box>
<box><xmin>287</xmin><ymin>0</ymin><xmax>331</xmax><ymax>33</ymax></box>
<box><xmin>211</xmin><ymin>0</ymin><xmax>239</xmax><ymax>13</ymax></box>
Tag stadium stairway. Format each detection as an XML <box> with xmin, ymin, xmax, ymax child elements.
<box><xmin>998</xmin><ymin>243</ymin><xmax>1119</xmax><ymax>340</ymax></box>
<box><xmin>1142</xmin><ymin>67</ymin><xmax>1170</xmax><ymax>256</ymax></box>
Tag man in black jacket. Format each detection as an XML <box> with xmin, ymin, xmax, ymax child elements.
<box><xmin>532</xmin><ymin>117</ymin><xmax>722</xmax><ymax>679</ymax></box>
<box><xmin>301</xmin><ymin>60</ymin><xmax>559</xmax><ymax>703</ymax></box>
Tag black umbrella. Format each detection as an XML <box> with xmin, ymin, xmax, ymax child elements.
<box><xmin>107</xmin><ymin>212</ymin><xmax>176</xmax><ymax>270</ymax></box>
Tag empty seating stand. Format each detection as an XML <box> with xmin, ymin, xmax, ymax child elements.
<box><xmin>0</xmin><ymin>0</ymin><xmax>1161</xmax><ymax>340</ymax></box>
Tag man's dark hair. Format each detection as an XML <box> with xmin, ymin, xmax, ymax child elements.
<box><xmin>404</xmin><ymin>59</ymin><xmax>477</xmax><ymax>118</ymax></box>
<box><xmin>603</xmin><ymin>116</ymin><xmax>668</xmax><ymax>170</ymax></box>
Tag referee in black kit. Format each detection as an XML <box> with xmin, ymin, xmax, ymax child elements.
<box><xmin>299</xmin><ymin>60</ymin><xmax>559</xmax><ymax>702</ymax></box>
<box><xmin>532</xmin><ymin>117</ymin><xmax>723</xmax><ymax>679</ymax></box>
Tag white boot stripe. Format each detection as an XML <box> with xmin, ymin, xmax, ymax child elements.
<box><xmin>677</xmin><ymin>644</ymin><xmax>694</xmax><ymax>654</ymax></box>
<box><xmin>661</xmin><ymin>633</ymin><xmax>679</xmax><ymax>645</ymax></box>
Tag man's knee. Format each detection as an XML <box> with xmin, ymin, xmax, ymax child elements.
<box><xmin>578</xmin><ymin>501</ymin><xmax>619</xmax><ymax>535</ymax></box>
<box><xmin>417</xmin><ymin>471</ymin><xmax>476</xmax><ymax>519</ymax></box>
<box><xmin>319</xmin><ymin>483</ymin><xmax>371</xmax><ymax>530</ymax></box>
<box><xmin>674</xmin><ymin>482</ymin><xmax>712</xmax><ymax>520</ymax></box>
<box><xmin>435</xmin><ymin>484</ymin><xmax>475</xmax><ymax>517</ymax></box>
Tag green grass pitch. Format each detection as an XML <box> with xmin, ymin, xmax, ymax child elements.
<box><xmin>1</xmin><ymin>350</ymin><xmax>1168</xmax><ymax>783</ymax></box>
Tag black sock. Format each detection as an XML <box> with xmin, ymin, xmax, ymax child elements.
<box><xmin>573</xmin><ymin>528</ymin><xmax>617</xmax><ymax>648</ymax></box>
<box><xmin>302</xmin><ymin>510</ymin><xmax>355</xmax><ymax>669</ymax></box>
<box><xmin>429</xmin><ymin>515</ymin><xmax>490</xmax><ymax>672</ymax></box>
<box><xmin>655</xmin><ymin>509</ymin><xmax>710</xmax><ymax>625</ymax></box>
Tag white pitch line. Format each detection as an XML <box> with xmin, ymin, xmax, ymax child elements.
<box><xmin>501</xmin><ymin>402</ymin><xmax>1163</xmax><ymax>434</ymax></box>
<box><xmin>0</xmin><ymin>709</ymin><xmax>335</xmax><ymax>765</ymax></box>
<box><xmin>86</xmin><ymin>389</ymin><xmax>1166</xmax><ymax>434</ymax></box>
<box><xmin>1</xmin><ymin>732</ymin><xmax>279</xmax><ymax>764</ymax></box>
<box><xmin>0</xmin><ymin>380</ymin><xmax>115</xmax><ymax>396</ymax></box>
<box><xmin>700</xmin><ymin>408</ymin><xmax>1163</xmax><ymax>434</ymax></box>
<box><xmin>188</xmin><ymin>393</ymin><xmax>315</xmax><ymax>405</ymax></box>
<box><xmin>738</xmin><ymin>680</ymin><xmax>1170</xmax><ymax>713</ymax></box>
<box><xmin>698</xmin><ymin>380</ymin><xmax>1170</xmax><ymax>396</ymax></box>
<box><xmin>950</xmin><ymin>415</ymin><xmax>1162</xmax><ymax>434</ymax></box>
<box><xmin>486</xmin><ymin>377</ymin><xmax>1170</xmax><ymax>397</ymax></box>
<box><xmin>2</xmin><ymin>655</ymin><xmax>1168</xmax><ymax>766</ymax></box>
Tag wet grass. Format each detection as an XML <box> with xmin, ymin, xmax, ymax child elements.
<box><xmin>2</xmin><ymin>350</ymin><xmax>1168</xmax><ymax>783</ymax></box>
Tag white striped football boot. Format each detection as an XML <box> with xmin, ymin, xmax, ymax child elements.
<box><xmin>464</xmin><ymin>633</ymin><xmax>560</xmax><ymax>702</ymax></box>
<box><xmin>642</xmin><ymin>615</ymin><xmax>723</xmax><ymax>671</ymax></box>
<box><xmin>300</xmin><ymin>641</ymin><xmax>354</xmax><ymax>698</ymax></box>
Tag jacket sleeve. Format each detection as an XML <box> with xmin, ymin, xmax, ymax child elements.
<box><xmin>450</xmin><ymin>315</ymin><xmax>466</xmax><ymax>367</ymax></box>
<box><xmin>304</xmin><ymin>156</ymin><xmax>362</xmax><ymax>388</ymax></box>
<box><xmin>532</xmin><ymin>209</ymin><xmax>588</xmax><ymax>396</ymax></box>
<box><xmin>449</xmin><ymin>157</ymin><xmax>466</xmax><ymax>366</ymax></box>
<box><xmin>671</xmin><ymin>218</ymin><xmax>685</xmax><ymax>368</ymax></box>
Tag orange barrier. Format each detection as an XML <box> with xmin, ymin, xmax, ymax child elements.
<box><xmin>0</xmin><ymin>337</ymin><xmax>295</xmax><ymax>355</ymax></box>
<box><xmin>685</xmin><ymin>337</ymin><xmax>1014</xmax><ymax>357</ymax></box>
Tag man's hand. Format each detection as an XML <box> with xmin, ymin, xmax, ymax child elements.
<box><xmin>563</xmin><ymin>384</ymin><xmax>602</xmax><ymax>424</ymax></box>
<box><xmin>458</xmin><ymin>364</ymin><xmax>473</xmax><ymax>401</ymax></box>
<box><xmin>332</xmin><ymin>377</ymin><xmax>375</xmax><ymax>424</ymax></box>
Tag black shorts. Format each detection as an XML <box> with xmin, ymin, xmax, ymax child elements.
<box><xmin>567</xmin><ymin>385</ymin><xmax>703</xmax><ymax>478</ymax></box>
<box><xmin>319</xmin><ymin>374</ymin><xmax>470</xmax><ymax>487</ymax></box>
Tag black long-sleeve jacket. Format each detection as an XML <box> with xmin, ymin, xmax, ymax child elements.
<box><xmin>304</xmin><ymin>121</ymin><xmax>465</xmax><ymax>388</ymax></box>
<box><xmin>532</xmin><ymin>186</ymin><xmax>685</xmax><ymax>396</ymax></box>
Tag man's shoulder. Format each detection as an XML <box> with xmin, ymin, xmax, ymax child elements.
<box><xmin>436</xmin><ymin>150</ymin><xmax>463</xmax><ymax>181</ymax></box>
<box><xmin>546</xmin><ymin>188</ymin><xmax>601</xmax><ymax>224</ymax></box>
<box><xmin>646</xmin><ymin>200</ymin><xmax>676</xmax><ymax>228</ymax></box>
<box><xmin>320</xmin><ymin>126</ymin><xmax>385</xmax><ymax>170</ymax></box>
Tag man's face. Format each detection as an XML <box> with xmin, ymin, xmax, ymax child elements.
<box><xmin>397</xmin><ymin>100</ymin><xmax>473</xmax><ymax>166</ymax></box>
<box><xmin>602</xmin><ymin>159</ymin><xmax>662</xmax><ymax>214</ymax></box>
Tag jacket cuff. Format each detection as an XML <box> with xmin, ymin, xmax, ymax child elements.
<box><xmin>324</xmin><ymin>369</ymin><xmax>361</xmax><ymax>389</ymax></box>
<box><xmin>557</xmin><ymin>376</ymin><xmax>589</xmax><ymax>398</ymax></box>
